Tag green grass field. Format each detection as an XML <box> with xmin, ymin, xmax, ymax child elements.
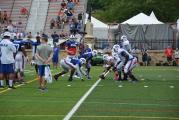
<box><xmin>0</xmin><ymin>66</ymin><xmax>179</xmax><ymax>120</ymax></box>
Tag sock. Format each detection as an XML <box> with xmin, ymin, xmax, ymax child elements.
<box><xmin>9</xmin><ymin>80</ymin><xmax>13</xmax><ymax>87</ymax></box>
<box><xmin>0</xmin><ymin>80</ymin><xmax>4</xmax><ymax>86</ymax></box>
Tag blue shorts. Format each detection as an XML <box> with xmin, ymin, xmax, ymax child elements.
<box><xmin>0</xmin><ymin>63</ymin><xmax>15</xmax><ymax>74</ymax></box>
<box><xmin>38</xmin><ymin>65</ymin><xmax>46</xmax><ymax>77</ymax></box>
<box><xmin>52</xmin><ymin>56</ymin><xmax>59</xmax><ymax>64</ymax></box>
<box><xmin>38</xmin><ymin>65</ymin><xmax>50</xmax><ymax>77</ymax></box>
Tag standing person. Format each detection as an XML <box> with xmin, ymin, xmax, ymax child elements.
<box><xmin>13</xmin><ymin>40</ymin><xmax>28</xmax><ymax>84</ymax></box>
<box><xmin>52</xmin><ymin>43</ymin><xmax>60</xmax><ymax>68</ymax></box>
<box><xmin>35</xmin><ymin>37</ymin><xmax>53</xmax><ymax>91</ymax></box>
<box><xmin>142</xmin><ymin>49</ymin><xmax>148</xmax><ymax>66</ymax></box>
<box><xmin>31</xmin><ymin>36</ymin><xmax>41</xmax><ymax>74</ymax></box>
<box><xmin>0</xmin><ymin>32</ymin><xmax>16</xmax><ymax>88</ymax></box>
<box><xmin>174</xmin><ymin>48</ymin><xmax>179</xmax><ymax>66</ymax></box>
<box><xmin>164</xmin><ymin>46</ymin><xmax>173</xmax><ymax>66</ymax></box>
<box><xmin>51</xmin><ymin>32</ymin><xmax>59</xmax><ymax>45</ymax></box>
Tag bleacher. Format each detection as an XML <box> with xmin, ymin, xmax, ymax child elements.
<box><xmin>0</xmin><ymin>0</ymin><xmax>14</xmax><ymax>20</ymax></box>
<box><xmin>0</xmin><ymin>0</ymin><xmax>87</xmax><ymax>37</ymax></box>
<box><xmin>10</xmin><ymin>0</ymin><xmax>32</xmax><ymax>31</ymax></box>
<box><xmin>44</xmin><ymin>0</ymin><xmax>87</xmax><ymax>36</ymax></box>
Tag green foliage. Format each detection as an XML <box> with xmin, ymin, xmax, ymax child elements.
<box><xmin>88</xmin><ymin>0</ymin><xmax>179</xmax><ymax>23</ymax></box>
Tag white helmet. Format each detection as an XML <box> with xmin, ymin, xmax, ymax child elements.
<box><xmin>92</xmin><ymin>50</ymin><xmax>98</xmax><ymax>56</ymax></box>
<box><xmin>103</xmin><ymin>54</ymin><xmax>108</xmax><ymax>61</ymax></box>
<box><xmin>70</xmin><ymin>35</ymin><xmax>76</xmax><ymax>39</ymax></box>
<box><xmin>112</xmin><ymin>44</ymin><xmax>120</xmax><ymax>53</ymax></box>
<box><xmin>3</xmin><ymin>32</ymin><xmax>11</xmax><ymax>37</ymax></box>
<box><xmin>80</xmin><ymin>58</ymin><xmax>86</xmax><ymax>64</ymax></box>
<box><xmin>121</xmin><ymin>35</ymin><xmax>127</xmax><ymax>42</ymax></box>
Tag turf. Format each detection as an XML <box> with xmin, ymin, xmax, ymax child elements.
<box><xmin>0</xmin><ymin>66</ymin><xmax>179</xmax><ymax>120</ymax></box>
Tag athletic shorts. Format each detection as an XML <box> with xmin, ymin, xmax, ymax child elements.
<box><xmin>52</xmin><ymin>56</ymin><xmax>59</xmax><ymax>64</ymax></box>
<box><xmin>0</xmin><ymin>63</ymin><xmax>15</xmax><ymax>74</ymax></box>
<box><xmin>15</xmin><ymin>61</ymin><xmax>24</xmax><ymax>72</ymax></box>
<box><xmin>38</xmin><ymin>65</ymin><xmax>46</xmax><ymax>77</ymax></box>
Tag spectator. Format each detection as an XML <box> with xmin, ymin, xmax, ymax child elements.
<box><xmin>67</xmin><ymin>0</ymin><xmax>75</xmax><ymax>10</ymax></box>
<box><xmin>52</xmin><ymin>43</ymin><xmax>60</xmax><ymax>68</ymax></box>
<box><xmin>61</xmin><ymin>0</ymin><xmax>67</xmax><ymax>8</ymax></box>
<box><xmin>51</xmin><ymin>32</ymin><xmax>59</xmax><ymax>45</ymax></box>
<box><xmin>0</xmin><ymin>10</ymin><xmax>2</xmax><ymax>23</ymax></box>
<box><xmin>174</xmin><ymin>48</ymin><xmax>179</xmax><ymax>66</ymax></box>
<box><xmin>20</xmin><ymin>6</ymin><xmax>29</xmax><ymax>18</ymax></box>
<box><xmin>3</xmin><ymin>11</ymin><xmax>8</xmax><ymax>24</ymax></box>
<box><xmin>164</xmin><ymin>46</ymin><xmax>173</xmax><ymax>65</ymax></box>
<box><xmin>142</xmin><ymin>49</ymin><xmax>148</xmax><ymax>66</ymax></box>
<box><xmin>50</xmin><ymin>18</ymin><xmax>55</xmax><ymax>29</ymax></box>
<box><xmin>78</xmin><ymin>12</ymin><xmax>83</xmax><ymax>23</ymax></box>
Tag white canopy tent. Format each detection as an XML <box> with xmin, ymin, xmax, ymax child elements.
<box><xmin>122</xmin><ymin>12</ymin><xmax>164</xmax><ymax>25</ymax></box>
<box><xmin>85</xmin><ymin>14</ymin><xmax>109</xmax><ymax>39</ymax></box>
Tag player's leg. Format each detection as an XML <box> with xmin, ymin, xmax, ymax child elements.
<box><xmin>124</xmin><ymin>58</ymin><xmax>138</xmax><ymax>81</ymax></box>
<box><xmin>6</xmin><ymin>64</ymin><xmax>16</xmax><ymax>89</ymax></box>
<box><xmin>69</xmin><ymin>68</ymin><xmax>75</xmax><ymax>81</ymax></box>
<box><xmin>86</xmin><ymin>59</ymin><xmax>92</xmax><ymax>79</ymax></box>
<box><xmin>38</xmin><ymin>65</ymin><xmax>44</xmax><ymax>89</ymax></box>
<box><xmin>54</xmin><ymin>60</ymin><xmax>69</xmax><ymax>81</ymax></box>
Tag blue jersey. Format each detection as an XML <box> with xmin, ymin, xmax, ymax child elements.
<box><xmin>65</xmin><ymin>40</ymin><xmax>78</xmax><ymax>55</ymax></box>
<box><xmin>70</xmin><ymin>58</ymin><xmax>81</xmax><ymax>67</ymax></box>
<box><xmin>84</xmin><ymin>48</ymin><xmax>92</xmax><ymax>53</ymax></box>
<box><xmin>80</xmin><ymin>52</ymin><xmax>93</xmax><ymax>60</ymax></box>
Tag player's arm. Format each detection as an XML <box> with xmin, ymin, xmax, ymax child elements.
<box><xmin>45</xmin><ymin>47</ymin><xmax>53</xmax><ymax>64</ymax></box>
<box><xmin>10</xmin><ymin>43</ymin><xmax>17</xmax><ymax>53</ymax></box>
<box><xmin>35</xmin><ymin>47</ymin><xmax>45</xmax><ymax>63</ymax></box>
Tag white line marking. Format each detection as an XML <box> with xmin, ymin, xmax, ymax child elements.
<box><xmin>1</xmin><ymin>115</ymin><xmax>179</xmax><ymax>120</ymax></box>
<box><xmin>84</xmin><ymin>101</ymin><xmax>179</xmax><ymax>107</ymax></box>
<box><xmin>144</xmin><ymin>85</ymin><xmax>148</xmax><ymax>88</ymax></box>
<box><xmin>169</xmin><ymin>86</ymin><xmax>175</xmax><ymax>88</ymax></box>
<box><xmin>63</xmin><ymin>71</ymin><xmax>110</xmax><ymax>120</ymax></box>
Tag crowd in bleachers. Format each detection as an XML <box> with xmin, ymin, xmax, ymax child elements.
<box><xmin>50</xmin><ymin>0</ymin><xmax>83</xmax><ymax>35</ymax></box>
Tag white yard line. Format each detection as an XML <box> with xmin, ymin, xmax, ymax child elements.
<box><xmin>63</xmin><ymin>71</ymin><xmax>110</xmax><ymax>120</ymax></box>
<box><xmin>0</xmin><ymin>115</ymin><xmax>179</xmax><ymax>120</ymax></box>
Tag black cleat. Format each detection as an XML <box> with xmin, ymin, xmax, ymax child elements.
<box><xmin>54</xmin><ymin>75</ymin><xmax>58</xmax><ymax>81</ymax></box>
<box><xmin>68</xmin><ymin>77</ymin><xmax>73</xmax><ymax>82</ymax></box>
<box><xmin>8</xmin><ymin>86</ymin><xmax>16</xmax><ymax>89</ymax></box>
<box><xmin>0</xmin><ymin>85</ymin><xmax>5</xmax><ymax>89</ymax></box>
<box><xmin>99</xmin><ymin>74</ymin><xmax>105</xmax><ymax>80</ymax></box>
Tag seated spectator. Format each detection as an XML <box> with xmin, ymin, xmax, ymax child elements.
<box><xmin>3</xmin><ymin>11</ymin><xmax>8</xmax><ymax>24</ymax></box>
<box><xmin>61</xmin><ymin>12</ymin><xmax>67</xmax><ymax>23</ymax></box>
<box><xmin>61</xmin><ymin>0</ymin><xmax>67</xmax><ymax>9</ymax></box>
<box><xmin>50</xmin><ymin>18</ymin><xmax>55</xmax><ymax>29</ymax></box>
<box><xmin>78</xmin><ymin>12</ymin><xmax>83</xmax><ymax>23</ymax></box>
<box><xmin>20</xmin><ymin>6</ymin><xmax>29</xmax><ymax>18</ymax></box>
<box><xmin>0</xmin><ymin>10</ymin><xmax>2</xmax><ymax>23</ymax></box>
<box><xmin>65</xmin><ymin>9</ymin><xmax>73</xmax><ymax>22</ymax></box>
<box><xmin>60</xmin><ymin>31</ymin><xmax>66</xmax><ymax>39</ymax></box>
<box><xmin>67</xmin><ymin>0</ymin><xmax>75</xmax><ymax>10</ymax></box>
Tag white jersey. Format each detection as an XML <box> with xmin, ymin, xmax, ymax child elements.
<box><xmin>0</xmin><ymin>39</ymin><xmax>16</xmax><ymax>64</ymax></box>
<box><xmin>122</xmin><ymin>40</ymin><xmax>131</xmax><ymax>52</ymax></box>
<box><xmin>117</xmin><ymin>48</ymin><xmax>133</xmax><ymax>62</ymax></box>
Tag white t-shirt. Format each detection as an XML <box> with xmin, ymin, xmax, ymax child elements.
<box><xmin>0</xmin><ymin>39</ymin><xmax>16</xmax><ymax>64</ymax></box>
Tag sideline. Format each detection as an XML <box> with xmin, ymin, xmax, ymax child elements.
<box><xmin>0</xmin><ymin>78</ymin><xmax>38</xmax><ymax>94</ymax></box>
